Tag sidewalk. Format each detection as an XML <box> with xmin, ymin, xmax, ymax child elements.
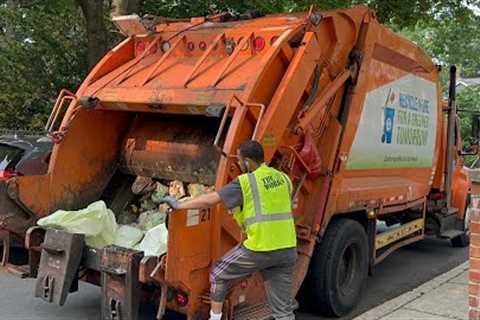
<box><xmin>354</xmin><ymin>261</ymin><xmax>469</xmax><ymax>320</ymax></box>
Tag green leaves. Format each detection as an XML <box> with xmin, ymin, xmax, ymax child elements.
<box><xmin>141</xmin><ymin>0</ymin><xmax>480</xmax><ymax>28</ymax></box>
<box><xmin>400</xmin><ymin>9</ymin><xmax>480</xmax><ymax>148</ymax></box>
<box><xmin>0</xmin><ymin>0</ymin><xmax>479</xmax><ymax>133</ymax></box>
<box><xmin>402</xmin><ymin>13</ymin><xmax>480</xmax><ymax>78</ymax></box>
<box><xmin>0</xmin><ymin>1</ymin><xmax>88</xmax><ymax>130</ymax></box>
<box><xmin>457</xmin><ymin>87</ymin><xmax>480</xmax><ymax>145</ymax></box>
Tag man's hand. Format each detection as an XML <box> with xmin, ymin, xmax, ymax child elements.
<box><xmin>159</xmin><ymin>196</ymin><xmax>179</xmax><ymax>210</ymax></box>
<box><xmin>159</xmin><ymin>192</ymin><xmax>222</xmax><ymax>210</ymax></box>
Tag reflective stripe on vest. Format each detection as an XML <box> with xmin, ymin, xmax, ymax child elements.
<box><xmin>243</xmin><ymin>173</ymin><xmax>292</xmax><ymax>229</ymax></box>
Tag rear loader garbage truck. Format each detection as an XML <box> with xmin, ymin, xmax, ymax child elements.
<box><xmin>0</xmin><ymin>5</ymin><xmax>475</xmax><ymax>319</ymax></box>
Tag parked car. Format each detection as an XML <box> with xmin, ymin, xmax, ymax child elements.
<box><xmin>0</xmin><ymin>131</ymin><xmax>53</xmax><ymax>179</ymax></box>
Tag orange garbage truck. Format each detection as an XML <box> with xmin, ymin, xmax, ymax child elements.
<box><xmin>0</xmin><ymin>5</ymin><xmax>474</xmax><ymax>319</ymax></box>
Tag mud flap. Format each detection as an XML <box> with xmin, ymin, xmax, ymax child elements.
<box><xmin>100</xmin><ymin>246</ymin><xmax>144</xmax><ymax>320</ymax></box>
<box><xmin>34</xmin><ymin>229</ymin><xmax>85</xmax><ymax>305</ymax></box>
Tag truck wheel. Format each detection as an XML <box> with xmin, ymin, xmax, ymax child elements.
<box><xmin>451</xmin><ymin>232</ymin><xmax>469</xmax><ymax>247</ymax></box>
<box><xmin>309</xmin><ymin>219</ymin><xmax>368</xmax><ymax>317</ymax></box>
<box><xmin>451</xmin><ymin>197</ymin><xmax>471</xmax><ymax>248</ymax></box>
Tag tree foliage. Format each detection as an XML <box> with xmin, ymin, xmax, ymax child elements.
<box><xmin>454</xmin><ymin>87</ymin><xmax>480</xmax><ymax>166</ymax></box>
<box><xmin>142</xmin><ymin>0</ymin><xmax>480</xmax><ymax>27</ymax></box>
<box><xmin>0</xmin><ymin>0</ymin><xmax>480</xmax><ymax>133</ymax></box>
<box><xmin>402</xmin><ymin>12</ymin><xmax>480</xmax><ymax>78</ymax></box>
<box><xmin>0</xmin><ymin>1</ymin><xmax>87</xmax><ymax>130</ymax></box>
<box><xmin>400</xmin><ymin>10</ymin><xmax>480</xmax><ymax>153</ymax></box>
<box><xmin>457</xmin><ymin>87</ymin><xmax>480</xmax><ymax>146</ymax></box>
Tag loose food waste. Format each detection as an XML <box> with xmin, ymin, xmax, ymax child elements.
<box><xmin>37</xmin><ymin>177</ymin><xmax>212</xmax><ymax>256</ymax></box>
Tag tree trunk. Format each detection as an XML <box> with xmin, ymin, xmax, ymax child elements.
<box><xmin>111</xmin><ymin>0</ymin><xmax>143</xmax><ymax>17</ymax></box>
<box><xmin>76</xmin><ymin>0</ymin><xmax>109</xmax><ymax>69</ymax></box>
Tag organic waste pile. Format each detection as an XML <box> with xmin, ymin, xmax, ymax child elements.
<box><xmin>117</xmin><ymin>176</ymin><xmax>213</xmax><ymax>230</ymax></box>
<box><xmin>37</xmin><ymin>176</ymin><xmax>212</xmax><ymax>256</ymax></box>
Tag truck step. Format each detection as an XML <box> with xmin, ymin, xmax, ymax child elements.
<box><xmin>233</xmin><ymin>303</ymin><xmax>272</xmax><ymax>320</ymax></box>
<box><xmin>440</xmin><ymin>230</ymin><xmax>464</xmax><ymax>239</ymax></box>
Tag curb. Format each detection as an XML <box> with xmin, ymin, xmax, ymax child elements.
<box><xmin>354</xmin><ymin>261</ymin><xmax>469</xmax><ymax>320</ymax></box>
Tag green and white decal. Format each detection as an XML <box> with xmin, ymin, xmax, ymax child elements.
<box><xmin>346</xmin><ymin>74</ymin><xmax>437</xmax><ymax>170</ymax></box>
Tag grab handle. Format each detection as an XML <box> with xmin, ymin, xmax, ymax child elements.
<box><xmin>213</xmin><ymin>95</ymin><xmax>265</xmax><ymax>157</ymax></box>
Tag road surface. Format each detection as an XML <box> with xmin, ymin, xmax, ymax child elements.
<box><xmin>0</xmin><ymin>237</ymin><xmax>468</xmax><ymax>320</ymax></box>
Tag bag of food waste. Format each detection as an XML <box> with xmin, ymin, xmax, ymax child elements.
<box><xmin>37</xmin><ymin>200</ymin><xmax>118</xmax><ymax>249</ymax></box>
<box><xmin>137</xmin><ymin>209</ymin><xmax>167</xmax><ymax>231</ymax></box>
<box><xmin>135</xmin><ymin>223</ymin><xmax>168</xmax><ymax>256</ymax></box>
<box><xmin>114</xmin><ymin>225</ymin><xmax>144</xmax><ymax>249</ymax></box>
<box><xmin>151</xmin><ymin>182</ymin><xmax>169</xmax><ymax>204</ymax></box>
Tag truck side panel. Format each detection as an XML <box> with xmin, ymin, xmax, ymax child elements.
<box><xmin>323</xmin><ymin>18</ymin><xmax>442</xmax><ymax>230</ymax></box>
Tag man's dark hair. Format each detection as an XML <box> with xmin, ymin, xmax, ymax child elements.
<box><xmin>239</xmin><ymin>140</ymin><xmax>264</xmax><ymax>163</ymax></box>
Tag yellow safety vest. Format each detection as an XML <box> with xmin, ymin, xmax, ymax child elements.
<box><xmin>235</xmin><ymin>164</ymin><xmax>297</xmax><ymax>252</ymax></box>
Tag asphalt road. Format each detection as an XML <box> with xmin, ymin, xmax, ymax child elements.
<box><xmin>0</xmin><ymin>236</ymin><xmax>468</xmax><ymax>320</ymax></box>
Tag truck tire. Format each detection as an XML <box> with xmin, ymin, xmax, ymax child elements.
<box><xmin>451</xmin><ymin>232</ymin><xmax>469</xmax><ymax>247</ymax></box>
<box><xmin>309</xmin><ymin>219</ymin><xmax>368</xmax><ymax>317</ymax></box>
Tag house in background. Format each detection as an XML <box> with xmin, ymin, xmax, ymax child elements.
<box><xmin>457</xmin><ymin>77</ymin><xmax>480</xmax><ymax>93</ymax></box>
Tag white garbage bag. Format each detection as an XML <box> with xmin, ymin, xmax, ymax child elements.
<box><xmin>37</xmin><ymin>200</ymin><xmax>118</xmax><ymax>249</ymax></box>
<box><xmin>135</xmin><ymin>223</ymin><xmax>168</xmax><ymax>257</ymax></box>
<box><xmin>114</xmin><ymin>225</ymin><xmax>144</xmax><ymax>249</ymax></box>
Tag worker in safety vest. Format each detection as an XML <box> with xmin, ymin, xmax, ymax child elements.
<box><xmin>160</xmin><ymin>140</ymin><xmax>297</xmax><ymax>320</ymax></box>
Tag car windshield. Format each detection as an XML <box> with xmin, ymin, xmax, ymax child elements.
<box><xmin>0</xmin><ymin>143</ymin><xmax>24</xmax><ymax>171</ymax></box>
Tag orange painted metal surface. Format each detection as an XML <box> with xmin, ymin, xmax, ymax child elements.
<box><xmin>1</xmin><ymin>6</ymin><xmax>470</xmax><ymax>318</ymax></box>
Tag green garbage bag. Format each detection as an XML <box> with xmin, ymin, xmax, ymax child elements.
<box><xmin>135</xmin><ymin>223</ymin><xmax>168</xmax><ymax>256</ymax></box>
<box><xmin>114</xmin><ymin>225</ymin><xmax>144</xmax><ymax>249</ymax></box>
<box><xmin>37</xmin><ymin>200</ymin><xmax>118</xmax><ymax>249</ymax></box>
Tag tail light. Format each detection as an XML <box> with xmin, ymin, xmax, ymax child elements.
<box><xmin>240</xmin><ymin>279</ymin><xmax>248</xmax><ymax>289</ymax></box>
<box><xmin>0</xmin><ymin>170</ymin><xmax>17</xmax><ymax>179</ymax></box>
<box><xmin>136</xmin><ymin>41</ymin><xmax>146</xmax><ymax>54</ymax></box>
<box><xmin>136</xmin><ymin>40</ymin><xmax>158</xmax><ymax>55</ymax></box>
<box><xmin>253</xmin><ymin>36</ymin><xmax>266</xmax><ymax>51</ymax></box>
<box><xmin>149</xmin><ymin>44</ymin><xmax>158</xmax><ymax>54</ymax></box>
<box><xmin>175</xmin><ymin>292</ymin><xmax>189</xmax><ymax>307</ymax></box>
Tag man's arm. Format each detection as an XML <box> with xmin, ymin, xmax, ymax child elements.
<box><xmin>160</xmin><ymin>178</ymin><xmax>241</xmax><ymax>211</ymax></box>
<box><xmin>177</xmin><ymin>192</ymin><xmax>222</xmax><ymax>210</ymax></box>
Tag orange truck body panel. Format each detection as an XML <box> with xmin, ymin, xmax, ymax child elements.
<box><xmin>3</xmin><ymin>6</ymin><xmax>469</xmax><ymax>318</ymax></box>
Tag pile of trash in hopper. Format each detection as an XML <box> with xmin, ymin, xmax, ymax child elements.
<box><xmin>37</xmin><ymin>176</ymin><xmax>212</xmax><ymax>257</ymax></box>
